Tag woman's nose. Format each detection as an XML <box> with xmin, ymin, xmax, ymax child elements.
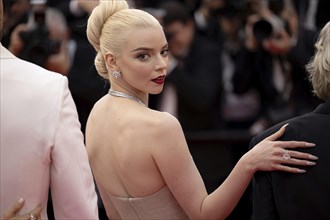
<box><xmin>155</xmin><ymin>56</ymin><xmax>168</xmax><ymax>71</ymax></box>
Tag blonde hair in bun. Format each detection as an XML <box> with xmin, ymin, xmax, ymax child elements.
<box><xmin>87</xmin><ymin>0</ymin><xmax>161</xmax><ymax>79</ymax></box>
<box><xmin>87</xmin><ymin>0</ymin><xmax>129</xmax><ymax>79</ymax></box>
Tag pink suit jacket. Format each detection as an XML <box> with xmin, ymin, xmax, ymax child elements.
<box><xmin>0</xmin><ymin>44</ymin><xmax>98</xmax><ymax>219</ymax></box>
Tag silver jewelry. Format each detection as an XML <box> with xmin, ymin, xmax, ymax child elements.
<box><xmin>108</xmin><ymin>89</ymin><xmax>146</xmax><ymax>107</ymax></box>
<box><xmin>30</xmin><ymin>213</ymin><xmax>37</xmax><ymax>220</ymax></box>
<box><xmin>112</xmin><ymin>70</ymin><xmax>121</xmax><ymax>78</ymax></box>
<box><xmin>282</xmin><ymin>150</ymin><xmax>290</xmax><ymax>160</ymax></box>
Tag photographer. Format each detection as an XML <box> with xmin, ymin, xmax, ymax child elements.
<box><xmin>245</xmin><ymin>0</ymin><xmax>298</xmax><ymax>54</ymax></box>
<box><xmin>7</xmin><ymin>0</ymin><xmax>71</xmax><ymax>75</ymax></box>
<box><xmin>233</xmin><ymin>0</ymin><xmax>298</xmax><ymax>134</ymax></box>
<box><xmin>1</xmin><ymin>0</ymin><xmax>29</xmax><ymax>48</ymax></box>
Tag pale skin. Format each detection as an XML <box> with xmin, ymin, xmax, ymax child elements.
<box><xmin>86</xmin><ymin>24</ymin><xmax>317</xmax><ymax>220</ymax></box>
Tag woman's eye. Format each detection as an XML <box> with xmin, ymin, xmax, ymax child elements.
<box><xmin>137</xmin><ymin>54</ymin><xmax>150</xmax><ymax>61</ymax></box>
<box><xmin>161</xmin><ymin>49</ymin><xmax>169</xmax><ymax>57</ymax></box>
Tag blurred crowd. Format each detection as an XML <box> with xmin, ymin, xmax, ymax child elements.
<box><xmin>2</xmin><ymin>0</ymin><xmax>329</xmax><ymax>136</ymax></box>
<box><xmin>2</xmin><ymin>0</ymin><xmax>328</xmax><ymax>134</ymax></box>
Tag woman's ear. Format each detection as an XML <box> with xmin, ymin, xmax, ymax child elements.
<box><xmin>104</xmin><ymin>52</ymin><xmax>117</xmax><ymax>70</ymax></box>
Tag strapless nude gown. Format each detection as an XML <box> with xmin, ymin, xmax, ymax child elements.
<box><xmin>106</xmin><ymin>186</ymin><xmax>189</xmax><ymax>219</ymax></box>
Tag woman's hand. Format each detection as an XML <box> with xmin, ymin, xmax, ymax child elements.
<box><xmin>246</xmin><ymin>124</ymin><xmax>318</xmax><ymax>173</ymax></box>
<box><xmin>1</xmin><ymin>198</ymin><xmax>42</xmax><ymax>220</ymax></box>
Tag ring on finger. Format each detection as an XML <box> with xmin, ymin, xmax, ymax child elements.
<box><xmin>282</xmin><ymin>150</ymin><xmax>291</xmax><ymax>160</ymax></box>
<box><xmin>30</xmin><ymin>213</ymin><xmax>37</xmax><ymax>220</ymax></box>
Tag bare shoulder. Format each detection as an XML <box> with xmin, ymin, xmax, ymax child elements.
<box><xmin>147</xmin><ymin>110</ymin><xmax>182</xmax><ymax>134</ymax></box>
<box><xmin>145</xmin><ymin>110</ymin><xmax>187</xmax><ymax>151</ymax></box>
<box><xmin>85</xmin><ymin>96</ymin><xmax>108</xmax><ymax>133</ymax></box>
<box><xmin>89</xmin><ymin>95</ymin><xmax>111</xmax><ymax>118</ymax></box>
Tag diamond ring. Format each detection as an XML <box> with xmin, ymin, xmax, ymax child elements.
<box><xmin>30</xmin><ymin>213</ymin><xmax>37</xmax><ymax>220</ymax></box>
<box><xmin>282</xmin><ymin>150</ymin><xmax>291</xmax><ymax>160</ymax></box>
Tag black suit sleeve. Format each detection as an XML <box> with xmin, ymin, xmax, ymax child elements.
<box><xmin>249</xmin><ymin>134</ymin><xmax>281</xmax><ymax>220</ymax></box>
<box><xmin>252</xmin><ymin>171</ymin><xmax>279</xmax><ymax>220</ymax></box>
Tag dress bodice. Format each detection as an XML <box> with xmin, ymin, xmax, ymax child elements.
<box><xmin>106</xmin><ymin>186</ymin><xmax>189</xmax><ymax>219</ymax></box>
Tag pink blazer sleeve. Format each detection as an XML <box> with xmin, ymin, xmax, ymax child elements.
<box><xmin>50</xmin><ymin>77</ymin><xmax>99</xmax><ymax>219</ymax></box>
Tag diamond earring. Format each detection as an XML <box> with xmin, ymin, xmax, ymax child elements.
<box><xmin>112</xmin><ymin>70</ymin><xmax>121</xmax><ymax>79</ymax></box>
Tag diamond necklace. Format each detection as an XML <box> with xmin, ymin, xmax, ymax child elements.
<box><xmin>108</xmin><ymin>89</ymin><xmax>146</xmax><ymax>107</ymax></box>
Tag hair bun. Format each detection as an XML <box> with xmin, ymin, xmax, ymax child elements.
<box><xmin>87</xmin><ymin>0</ymin><xmax>129</xmax><ymax>52</ymax></box>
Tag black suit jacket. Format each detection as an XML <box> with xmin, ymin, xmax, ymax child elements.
<box><xmin>249</xmin><ymin>101</ymin><xmax>330</xmax><ymax>220</ymax></box>
<box><xmin>150</xmin><ymin>33</ymin><xmax>223</xmax><ymax>131</ymax></box>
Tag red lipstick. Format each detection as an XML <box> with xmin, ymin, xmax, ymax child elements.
<box><xmin>152</xmin><ymin>75</ymin><xmax>165</xmax><ymax>84</ymax></box>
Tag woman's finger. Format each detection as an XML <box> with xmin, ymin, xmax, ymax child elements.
<box><xmin>275</xmin><ymin>140</ymin><xmax>316</xmax><ymax>149</ymax></box>
<box><xmin>272</xmin><ymin>164</ymin><xmax>306</xmax><ymax>173</ymax></box>
<box><xmin>14</xmin><ymin>205</ymin><xmax>42</xmax><ymax>220</ymax></box>
<box><xmin>1</xmin><ymin>198</ymin><xmax>25</xmax><ymax>219</ymax></box>
<box><xmin>24</xmin><ymin>205</ymin><xmax>42</xmax><ymax>220</ymax></box>
<box><xmin>282</xmin><ymin>157</ymin><xmax>316</xmax><ymax>166</ymax></box>
<box><xmin>286</xmin><ymin>150</ymin><xmax>318</xmax><ymax>160</ymax></box>
<box><xmin>264</xmin><ymin>123</ymin><xmax>289</xmax><ymax>141</ymax></box>
<box><xmin>31</xmin><ymin>205</ymin><xmax>42</xmax><ymax>218</ymax></box>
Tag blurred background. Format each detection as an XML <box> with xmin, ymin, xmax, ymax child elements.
<box><xmin>2</xmin><ymin>0</ymin><xmax>329</xmax><ymax>219</ymax></box>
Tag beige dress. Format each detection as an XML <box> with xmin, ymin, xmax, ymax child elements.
<box><xmin>107</xmin><ymin>186</ymin><xmax>189</xmax><ymax>219</ymax></box>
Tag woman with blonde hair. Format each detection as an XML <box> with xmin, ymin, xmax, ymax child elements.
<box><xmin>85</xmin><ymin>1</ymin><xmax>317</xmax><ymax>219</ymax></box>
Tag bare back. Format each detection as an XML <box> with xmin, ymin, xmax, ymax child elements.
<box><xmin>86</xmin><ymin>95</ymin><xmax>210</xmax><ymax>219</ymax></box>
<box><xmin>86</xmin><ymin>95</ymin><xmax>169</xmax><ymax>198</ymax></box>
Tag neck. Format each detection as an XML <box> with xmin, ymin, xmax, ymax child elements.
<box><xmin>108</xmin><ymin>89</ymin><xmax>147</xmax><ymax>107</ymax></box>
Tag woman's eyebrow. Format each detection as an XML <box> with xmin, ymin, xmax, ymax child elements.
<box><xmin>131</xmin><ymin>44</ymin><xmax>168</xmax><ymax>53</ymax></box>
<box><xmin>130</xmin><ymin>47</ymin><xmax>152</xmax><ymax>52</ymax></box>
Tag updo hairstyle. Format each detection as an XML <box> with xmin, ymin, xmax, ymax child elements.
<box><xmin>306</xmin><ymin>22</ymin><xmax>330</xmax><ymax>101</ymax></box>
<box><xmin>86</xmin><ymin>0</ymin><xmax>162</xmax><ymax>79</ymax></box>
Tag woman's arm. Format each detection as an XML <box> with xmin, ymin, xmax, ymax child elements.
<box><xmin>201</xmin><ymin>125</ymin><xmax>315</xmax><ymax>219</ymax></box>
<box><xmin>153</xmin><ymin>115</ymin><xmax>316</xmax><ymax>220</ymax></box>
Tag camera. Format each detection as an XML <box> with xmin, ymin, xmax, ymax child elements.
<box><xmin>251</xmin><ymin>0</ymin><xmax>285</xmax><ymax>42</ymax></box>
<box><xmin>252</xmin><ymin>16</ymin><xmax>284</xmax><ymax>42</ymax></box>
<box><xmin>18</xmin><ymin>5</ymin><xmax>61</xmax><ymax>67</ymax></box>
<box><xmin>252</xmin><ymin>18</ymin><xmax>278</xmax><ymax>41</ymax></box>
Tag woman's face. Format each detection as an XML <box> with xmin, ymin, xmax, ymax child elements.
<box><xmin>116</xmin><ymin>25</ymin><xmax>169</xmax><ymax>95</ymax></box>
